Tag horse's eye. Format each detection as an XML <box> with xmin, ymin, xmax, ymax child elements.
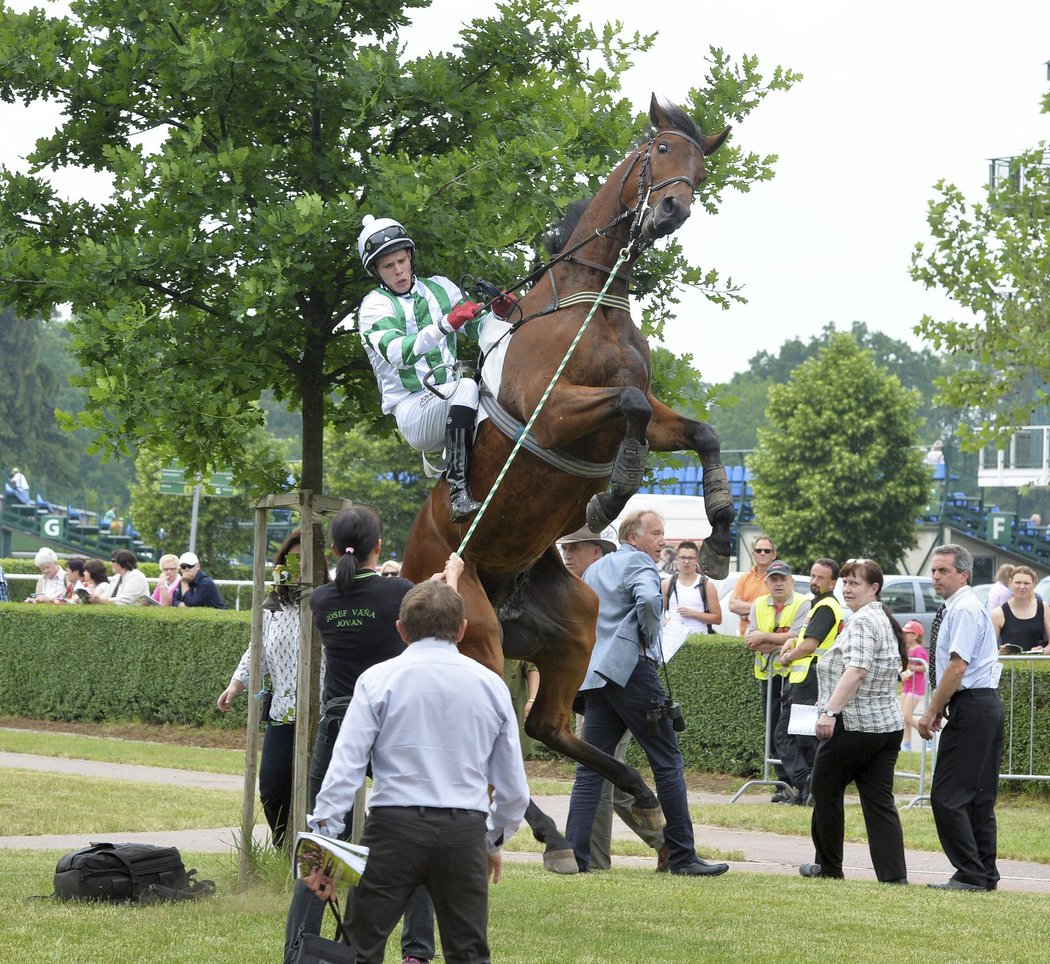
<box><xmin>657</xmin><ymin>143</ymin><xmax>669</xmax><ymax>154</ymax></box>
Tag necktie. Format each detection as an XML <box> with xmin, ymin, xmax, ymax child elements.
<box><xmin>928</xmin><ymin>604</ymin><xmax>945</xmax><ymax>689</ymax></box>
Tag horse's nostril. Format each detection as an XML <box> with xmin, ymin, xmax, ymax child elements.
<box><xmin>661</xmin><ymin>196</ymin><xmax>679</xmax><ymax>214</ymax></box>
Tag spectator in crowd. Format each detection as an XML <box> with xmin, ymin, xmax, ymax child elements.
<box><xmin>986</xmin><ymin>564</ymin><xmax>1014</xmax><ymax>613</ymax></box>
<box><xmin>172</xmin><ymin>552</ymin><xmax>226</xmax><ymax>608</ymax></box>
<box><xmin>95</xmin><ymin>549</ymin><xmax>150</xmax><ymax>605</ymax></box>
<box><xmin>745</xmin><ymin>560</ymin><xmax>810</xmax><ymax>801</ymax></box>
<box><xmin>285</xmin><ymin>506</ymin><xmax>435</xmax><ymax>964</ymax></box>
<box><xmin>504</xmin><ymin>658</ymin><xmax>540</xmax><ymax>759</ymax></box>
<box><xmin>558</xmin><ymin>524</ymin><xmax>666</xmax><ymax>871</ymax></box>
<box><xmin>662</xmin><ymin>540</ymin><xmax>721</xmax><ymax>636</ymax></box>
<box><xmin>217</xmin><ymin>531</ymin><xmax>308</xmax><ymax>847</ymax></box>
<box><xmin>304</xmin><ymin>567</ymin><xmax>529</xmax><ymax>964</ymax></box>
<box><xmin>728</xmin><ymin>535</ymin><xmax>778</xmax><ymax>635</ymax></box>
<box><xmin>101</xmin><ymin>505</ymin><xmax>117</xmax><ymax>527</ymax></box>
<box><xmin>1030</xmin><ymin>513</ymin><xmax>1043</xmax><ymax>528</ymax></box>
<box><xmin>0</xmin><ymin>561</ymin><xmax>8</xmax><ymax>603</ymax></box>
<box><xmin>26</xmin><ymin>547</ymin><xmax>65</xmax><ymax>602</ymax></box>
<box><xmin>78</xmin><ymin>559</ymin><xmax>111</xmax><ymax>601</ymax></box>
<box><xmin>9</xmin><ymin>467</ymin><xmax>29</xmax><ymax>498</ymax></box>
<box><xmin>918</xmin><ymin>544</ymin><xmax>1004</xmax><ymax>891</ymax></box>
<box><xmin>800</xmin><ymin>558</ymin><xmax>908</xmax><ymax>884</ymax></box>
<box><xmin>898</xmin><ymin>620</ymin><xmax>929</xmax><ymax>751</ymax></box>
<box><xmin>59</xmin><ymin>557</ymin><xmax>87</xmax><ymax>603</ymax></box>
<box><xmin>776</xmin><ymin>558</ymin><xmax>844</xmax><ymax>804</ymax></box>
<box><xmin>352</xmin><ymin>215</ymin><xmax>514</xmax><ymax>523</ymax></box>
<box><xmin>658</xmin><ymin>546</ymin><xmax>678</xmax><ymax>575</ymax></box>
<box><xmin>379</xmin><ymin>559</ymin><xmax>402</xmax><ymax>577</ymax></box>
<box><xmin>557</xmin><ymin>525</ymin><xmax>617</xmax><ymax>578</ymax></box>
<box><xmin>925</xmin><ymin>439</ymin><xmax>945</xmax><ymax>465</ymax></box>
<box><xmin>991</xmin><ymin>564</ymin><xmax>1050</xmax><ymax>654</ymax></box>
<box><xmin>152</xmin><ymin>554</ymin><xmax>181</xmax><ymax>605</ymax></box>
<box><xmin>565</xmin><ymin>508</ymin><xmax>728</xmax><ymax>877</ymax></box>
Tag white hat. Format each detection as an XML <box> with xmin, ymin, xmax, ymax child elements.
<box><xmin>357</xmin><ymin>215</ymin><xmax>414</xmax><ymax>274</ymax></box>
<box><xmin>178</xmin><ymin>551</ymin><xmax>199</xmax><ymax>567</ymax></box>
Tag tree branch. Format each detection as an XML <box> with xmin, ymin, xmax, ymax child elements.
<box><xmin>133</xmin><ymin>275</ymin><xmax>221</xmax><ymax>316</ymax></box>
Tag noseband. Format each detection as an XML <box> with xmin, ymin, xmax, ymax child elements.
<box><xmin>611</xmin><ymin>129</ymin><xmax>705</xmax><ymax>250</ymax></box>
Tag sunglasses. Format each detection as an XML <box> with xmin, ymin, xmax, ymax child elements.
<box><xmin>754</xmin><ymin>548</ymin><xmax>774</xmax><ymax>555</ymax></box>
<box><xmin>180</xmin><ymin>563</ymin><xmax>197</xmax><ymax>570</ymax></box>
<box><xmin>845</xmin><ymin>558</ymin><xmax>868</xmax><ymax>565</ymax></box>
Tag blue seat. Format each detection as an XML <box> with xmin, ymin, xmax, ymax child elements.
<box><xmin>35</xmin><ymin>494</ymin><xmax>52</xmax><ymax>512</ymax></box>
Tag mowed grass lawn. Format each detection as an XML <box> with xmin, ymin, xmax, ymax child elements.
<box><xmin>5</xmin><ymin>850</ymin><xmax>1050</xmax><ymax>963</ymax></box>
<box><xmin>5</xmin><ymin>725</ymin><xmax>1050</xmax><ymax>962</ymax></box>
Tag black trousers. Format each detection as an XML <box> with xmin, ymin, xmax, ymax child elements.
<box><xmin>809</xmin><ymin>720</ymin><xmax>906</xmax><ymax>881</ymax></box>
<box><xmin>348</xmin><ymin>807</ymin><xmax>490</xmax><ymax>964</ymax></box>
<box><xmin>930</xmin><ymin>688</ymin><xmax>1004</xmax><ymax>889</ymax></box>
<box><xmin>775</xmin><ymin>674</ymin><xmax>818</xmax><ymax>795</ymax></box>
<box><xmin>259</xmin><ymin>721</ymin><xmax>295</xmax><ymax>848</ymax></box>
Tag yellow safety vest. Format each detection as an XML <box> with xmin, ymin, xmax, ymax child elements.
<box><xmin>752</xmin><ymin>593</ymin><xmax>807</xmax><ymax>680</ymax></box>
<box><xmin>787</xmin><ymin>594</ymin><xmax>844</xmax><ymax>683</ymax></box>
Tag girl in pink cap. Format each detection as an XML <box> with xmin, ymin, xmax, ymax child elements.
<box><xmin>898</xmin><ymin>620</ymin><xmax>928</xmax><ymax>751</ymax></box>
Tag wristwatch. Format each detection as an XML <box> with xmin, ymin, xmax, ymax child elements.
<box><xmin>823</xmin><ymin>709</ymin><xmax>839</xmax><ymax>718</ymax></box>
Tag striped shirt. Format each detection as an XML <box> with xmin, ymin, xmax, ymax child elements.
<box><xmin>353</xmin><ymin>275</ymin><xmax>480</xmax><ymax>414</ymax></box>
<box><xmin>817</xmin><ymin>601</ymin><xmax>904</xmax><ymax>733</ymax></box>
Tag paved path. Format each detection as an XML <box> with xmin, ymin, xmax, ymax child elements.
<box><xmin>4</xmin><ymin>748</ymin><xmax>1050</xmax><ymax>892</ymax></box>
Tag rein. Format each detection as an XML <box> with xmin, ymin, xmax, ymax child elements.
<box><xmin>455</xmin><ymin>246</ymin><xmax>633</xmax><ymax>556</ymax></box>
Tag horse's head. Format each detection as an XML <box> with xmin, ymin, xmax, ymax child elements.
<box><xmin>627</xmin><ymin>95</ymin><xmax>731</xmax><ymax>248</ymax></box>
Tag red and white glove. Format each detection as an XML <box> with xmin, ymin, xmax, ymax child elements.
<box><xmin>491</xmin><ymin>291</ymin><xmax>519</xmax><ymax>320</ymax></box>
<box><xmin>447</xmin><ymin>301</ymin><xmax>481</xmax><ymax>331</ymax></box>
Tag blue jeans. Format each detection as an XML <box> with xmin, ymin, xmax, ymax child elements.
<box><xmin>284</xmin><ymin>703</ymin><xmax>435</xmax><ymax>963</ymax></box>
<box><xmin>566</xmin><ymin>658</ymin><xmax>697</xmax><ymax>871</ymax></box>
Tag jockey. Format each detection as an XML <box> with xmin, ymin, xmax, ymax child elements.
<box><xmin>352</xmin><ymin>215</ymin><xmax>515</xmax><ymax>523</ymax></box>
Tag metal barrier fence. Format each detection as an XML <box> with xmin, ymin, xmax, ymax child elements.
<box><xmin>2</xmin><ymin>572</ymin><xmax>253</xmax><ymax>609</ymax></box>
<box><xmin>732</xmin><ymin>654</ymin><xmax>1050</xmax><ymax>808</ymax></box>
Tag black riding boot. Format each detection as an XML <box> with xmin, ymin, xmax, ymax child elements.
<box><xmin>445</xmin><ymin>406</ymin><xmax>483</xmax><ymax>523</ymax></box>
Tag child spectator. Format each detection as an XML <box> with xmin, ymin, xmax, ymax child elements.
<box><xmin>899</xmin><ymin>619</ymin><xmax>928</xmax><ymax>751</ymax></box>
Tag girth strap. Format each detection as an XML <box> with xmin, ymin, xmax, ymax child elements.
<box><xmin>480</xmin><ymin>390</ymin><xmax>615</xmax><ymax>480</ymax></box>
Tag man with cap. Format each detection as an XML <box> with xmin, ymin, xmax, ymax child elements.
<box><xmin>557</xmin><ymin>525</ymin><xmax>617</xmax><ymax>578</ymax></box>
<box><xmin>558</xmin><ymin>524</ymin><xmax>668</xmax><ymax>869</ymax></box>
<box><xmin>746</xmin><ymin>560</ymin><xmax>810</xmax><ymax>801</ymax></box>
<box><xmin>729</xmin><ymin>535</ymin><xmax>779</xmax><ymax>635</ymax></box>
<box><xmin>172</xmin><ymin>552</ymin><xmax>226</xmax><ymax>609</ymax></box>
<box><xmin>348</xmin><ymin>216</ymin><xmax>517</xmax><ymax>523</ymax></box>
<box><xmin>775</xmin><ymin>558</ymin><xmax>843</xmax><ymax>804</ymax></box>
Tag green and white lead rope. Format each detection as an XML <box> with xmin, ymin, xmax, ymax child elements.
<box><xmin>455</xmin><ymin>247</ymin><xmax>632</xmax><ymax>556</ymax></box>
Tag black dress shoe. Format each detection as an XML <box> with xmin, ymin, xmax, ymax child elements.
<box><xmin>799</xmin><ymin>863</ymin><xmax>824</xmax><ymax>878</ymax></box>
<box><xmin>771</xmin><ymin>789</ymin><xmax>797</xmax><ymax>804</ymax></box>
<box><xmin>927</xmin><ymin>879</ymin><xmax>984</xmax><ymax>891</ymax></box>
<box><xmin>882</xmin><ymin>877</ymin><xmax>909</xmax><ymax>885</ymax></box>
<box><xmin>671</xmin><ymin>859</ymin><xmax>730</xmax><ymax>877</ymax></box>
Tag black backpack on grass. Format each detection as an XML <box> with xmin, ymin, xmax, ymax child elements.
<box><xmin>53</xmin><ymin>842</ymin><xmax>216</xmax><ymax>904</ymax></box>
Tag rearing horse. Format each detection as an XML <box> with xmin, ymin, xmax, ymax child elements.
<box><xmin>401</xmin><ymin>95</ymin><xmax>734</xmax><ymax>869</ymax></box>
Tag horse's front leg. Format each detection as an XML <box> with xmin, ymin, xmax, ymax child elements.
<box><xmin>580</xmin><ymin>386</ymin><xmax>652</xmax><ymax>532</ymax></box>
<box><xmin>646</xmin><ymin>396</ymin><xmax>734</xmax><ymax>579</ymax></box>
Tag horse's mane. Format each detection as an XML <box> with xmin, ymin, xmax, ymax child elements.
<box><xmin>647</xmin><ymin>99</ymin><xmax>702</xmax><ymax>144</ymax></box>
<box><xmin>543</xmin><ymin>197</ymin><xmax>592</xmax><ymax>255</ymax></box>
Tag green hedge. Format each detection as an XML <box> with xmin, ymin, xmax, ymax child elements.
<box><xmin>0</xmin><ymin>557</ymin><xmax>248</xmax><ymax>608</ymax></box>
<box><xmin>3</xmin><ymin>606</ymin><xmax>1048</xmax><ymax>779</ymax></box>
<box><xmin>0</xmin><ymin>603</ymin><xmax>253</xmax><ymax>728</ymax></box>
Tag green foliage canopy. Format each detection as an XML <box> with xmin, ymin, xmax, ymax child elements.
<box><xmin>910</xmin><ymin>91</ymin><xmax>1050</xmax><ymax>449</ymax></box>
<box><xmin>748</xmin><ymin>335</ymin><xmax>929</xmax><ymax>569</ymax></box>
<box><xmin>0</xmin><ymin>0</ymin><xmax>798</xmax><ymax>496</ymax></box>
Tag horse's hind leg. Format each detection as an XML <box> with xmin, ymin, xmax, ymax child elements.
<box><xmin>585</xmin><ymin>386</ymin><xmax>652</xmax><ymax>531</ymax></box>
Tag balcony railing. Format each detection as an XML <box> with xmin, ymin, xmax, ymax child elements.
<box><xmin>978</xmin><ymin>426</ymin><xmax>1050</xmax><ymax>488</ymax></box>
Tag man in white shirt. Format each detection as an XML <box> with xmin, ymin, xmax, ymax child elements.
<box><xmin>305</xmin><ymin>559</ymin><xmax>529</xmax><ymax>964</ymax></box>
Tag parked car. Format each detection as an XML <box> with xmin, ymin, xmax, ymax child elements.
<box><xmin>971</xmin><ymin>583</ymin><xmax>992</xmax><ymax>607</ymax></box>
<box><xmin>1037</xmin><ymin>575</ymin><xmax>1050</xmax><ymax>602</ymax></box>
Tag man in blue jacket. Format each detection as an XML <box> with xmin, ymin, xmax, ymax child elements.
<box><xmin>564</xmin><ymin>509</ymin><xmax>729</xmax><ymax>878</ymax></box>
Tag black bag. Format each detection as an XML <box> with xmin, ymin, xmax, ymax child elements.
<box><xmin>53</xmin><ymin>842</ymin><xmax>216</xmax><ymax>903</ymax></box>
<box><xmin>290</xmin><ymin>899</ymin><xmax>355</xmax><ymax>964</ymax></box>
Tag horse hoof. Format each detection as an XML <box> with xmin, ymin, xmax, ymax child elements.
<box><xmin>632</xmin><ymin>805</ymin><xmax>666</xmax><ymax>832</ymax></box>
<box><xmin>543</xmin><ymin>849</ymin><xmax>580</xmax><ymax>875</ymax></box>
<box><xmin>585</xmin><ymin>495</ymin><xmax>612</xmax><ymax>533</ymax></box>
<box><xmin>698</xmin><ymin>543</ymin><xmax>730</xmax><ymax>580</ymax></box>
